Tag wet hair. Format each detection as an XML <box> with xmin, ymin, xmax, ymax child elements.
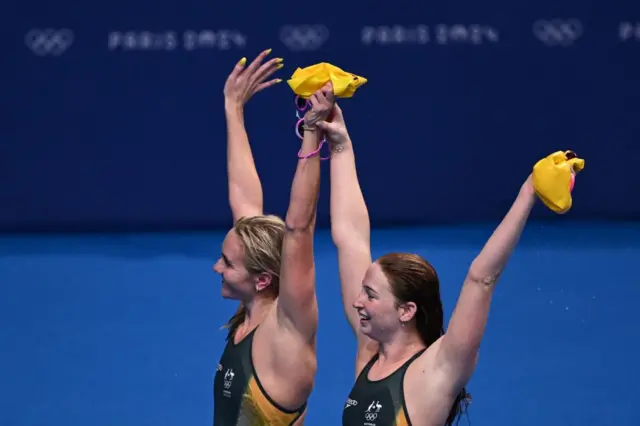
<box><xmin>223</xmin><ymin>215</ymin><xmax>285</xmax><ymax>340</ymax></box>
<box><xmin>377</xmin><ymin>252</ymin><xmax>472</xmax><ymax>426</ymax></box>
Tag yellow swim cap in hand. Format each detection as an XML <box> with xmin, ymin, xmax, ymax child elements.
<box><xmin>287</xmin><ymin>62</ymin><xmax>367</xmax><ymax>98</ymax></box>
<box><xmin>532</xmin><ymin>150</ymin><xmax>585</xmax><ymax>214</ymax></box>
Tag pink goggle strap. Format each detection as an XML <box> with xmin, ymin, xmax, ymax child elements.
<box><xmin>298</xmin><ymin>139</ymin><xmax>330</xmax><ymax>160</ymax></box>
<box><xmin>569</xmin><ymin>173</ymin><xmax>575</xmax><ymax>192</ymax></box>
<box><xmin>295</xmin><ymin>101</ymin><xmax>329</xmax><ymax>160</ymax></box>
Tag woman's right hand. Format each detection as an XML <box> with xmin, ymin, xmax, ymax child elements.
<box><xmin>223</xmin><ymin>49</ymin><xmax>283</xmax><ymax>107</ymax></box>
<box><xmin>316</xmin><ymin>103</ymin><xmax>349</xmax><ymax>146</ymax></box>
<box><xmin>304</xmin><ymin>83</ymin><xmax>335</xmax><ymax>128</ymax></box>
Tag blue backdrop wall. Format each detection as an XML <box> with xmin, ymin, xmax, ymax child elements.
<box><xmin>5</xmin><ymin>1</ymin><xmax>639</xmax><ymax>232</ymax></box>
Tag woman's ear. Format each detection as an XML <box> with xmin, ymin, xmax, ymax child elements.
<box><xmin>254</xmin><ymin>272</ymin><xmax>273</xmax><ymax>292</ymax></box>
<box><xmin>398</xmin><ymin>301</ymin><xmax>417</xmax><ymax>323</ymax></box>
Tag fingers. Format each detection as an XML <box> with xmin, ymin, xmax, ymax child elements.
<box><xmin>307</xmin><ymin>89</ymin><xmax>336</xmax><ymax>126</ymax></box>
<box><xmin>252</xmin><ymin>78</ymin><xmax>283</xmax><ymax>95</ymax></box>
<box><xmin>309</xmin><ymin>93</ymin><xmax>321</xmax><ymax>109</ymax></box>
<box><xmin>320</xmin><ymin>82</ymin><xmax>335</xmax><ymax>103</ymax></box>
<box><xmin>252</xmin><ymin>57</ymin><xmax>284</xmax><ymax>85</ymax></box>
<box><xmin>331</xmin><ymin>103</ymin><xmax>344</xmax><ymax>123</ymax></box>
<box><xmin>317</xmin><ymin>104</ymin><xmax>342</xmax><ymax>131</ymax></box>
<box><xmin>243</xmin><ymin>48</ymin><xmax>273</xmax><ymax>77</ymax></box>
<box><xmin>315</xmin><ymin>120</ymin><xmax>333</xmax><ymax>131</ymax></box>
<box><xmin>323</xmin><ymin>91</ymin><xmax>335</xmax><ymax>107</ymax></box>
<box><xmin>314</xmin><ymin>90</ymin><xmax>333</xmax><ymax>109</ymax></box>
<box><xmin>228</xmin><ymin>57</ymin><xmax>248</xmax><ymax>80</ymax></box>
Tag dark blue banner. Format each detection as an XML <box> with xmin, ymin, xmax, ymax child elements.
<box><xmin>5</xmin><ymin>1</ymin><xmax>639</xmax><ymax>231</ymax></box>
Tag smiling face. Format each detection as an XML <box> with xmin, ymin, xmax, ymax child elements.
<box><xmin>212</xmin><ymin>215</ymin><xmax>286</xmax><ymax>302</ymax></box>
<box><xmin>352</xmin><ymin>262</ymin><xmax>416</xmax><ymax>343</ymax></box>
<box><xmin>213</xmin><ymin>229</ymin><xmax>260</xmax><ymax>300</ymax></box>
<box><xmin>353</xmin><ymin>253</ymin><xmax>445</xmax><ymax>347</ymax></box>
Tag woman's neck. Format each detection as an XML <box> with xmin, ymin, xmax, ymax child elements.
<box><xmin>240</xmin><ymin>296</ymin><xmax>274</xmax><ymax>331</ymax></box>
<box><xmin>377</xmin><ymin>329</ymin><xmax>425</xmax><ymax>366</ymax></box>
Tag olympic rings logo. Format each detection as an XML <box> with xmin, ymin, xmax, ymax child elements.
<box><xmin>279</xmin><ymin>25</ymin><xmax>329</xmax><ymax>51</ymax></box>
<box><xmin>620</xmin><ymin>22</ymin><xmax>640</xmax><ymax>42</ymax></box>
<box><xmin>364</xmin><ymin>412</ymin><xmax>378</xmax><ymax>421</ymax></box>
<box><xmin>532</xmin><ymin>19</ymin><xmax>583</xmax><ymax>46</ymax></box>
<box><xmin>25</xmin><ymin>29</ymin><xmax>74</xmax><ymax>56</ymax></box>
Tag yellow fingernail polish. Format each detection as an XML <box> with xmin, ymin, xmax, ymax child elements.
<box><xmin>238</xmin><ymin>57</ymin><xmax>247</xmax><ymax>66</ymax></box>
<box><xmin>276</xmin><ymin>57</ymin><xmax>283</xmax><ymax>63</ymax></box>
<box><xmin>265</xmin><ymin>48</ymin><xmax>272</xmax><ymax>55</ymax></box>
<box><xmin>275</xmin><ymin>79</ymin><xmax>282</xmax><ymax>83</ymax></box>
<box><xmin>276</xmin><ymin>64</ymin><xmax>284</xmax><ymax>69</ymax></box>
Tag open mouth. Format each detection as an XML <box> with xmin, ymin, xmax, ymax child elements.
<box><xmin>358</xmin><ymin>310</ymin><xmax>370</xmax><ymax>321</ymax></box>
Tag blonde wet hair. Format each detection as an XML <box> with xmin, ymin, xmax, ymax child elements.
<box><xmin>224</xmin><ymin>215</ymin><xmax>285</xmax><ymax>339</ymax></box>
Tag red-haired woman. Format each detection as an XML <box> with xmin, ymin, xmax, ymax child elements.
<box><xmin>317</xmin><ymin>105</ymin><xmax>536</xmax><ymax>426</ymax></box>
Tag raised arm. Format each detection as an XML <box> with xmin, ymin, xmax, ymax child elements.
<box><xmin>276</xmin><ymin>86</ymin><xmax>334</xmax><ymax>339</ymax></box>
<box><xmin>317</xmin><ymin>105</ymin><xmax>378</xmax><ymax>368</ymax></box>
<box><xmin>435</xmin><ymin>176</ymin><xmax>537</xmax><ymax>391</ymax></box>
<box><xmin>223</xmin><ymin>50</ymin><xmax>283</xmax><ymax>221</ymax></box>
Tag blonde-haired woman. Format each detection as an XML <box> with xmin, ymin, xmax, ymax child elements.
<box><xmin>212</xmin><ymin>50</ymin><xmax>333</xmax><ymax>426</ymax></box>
